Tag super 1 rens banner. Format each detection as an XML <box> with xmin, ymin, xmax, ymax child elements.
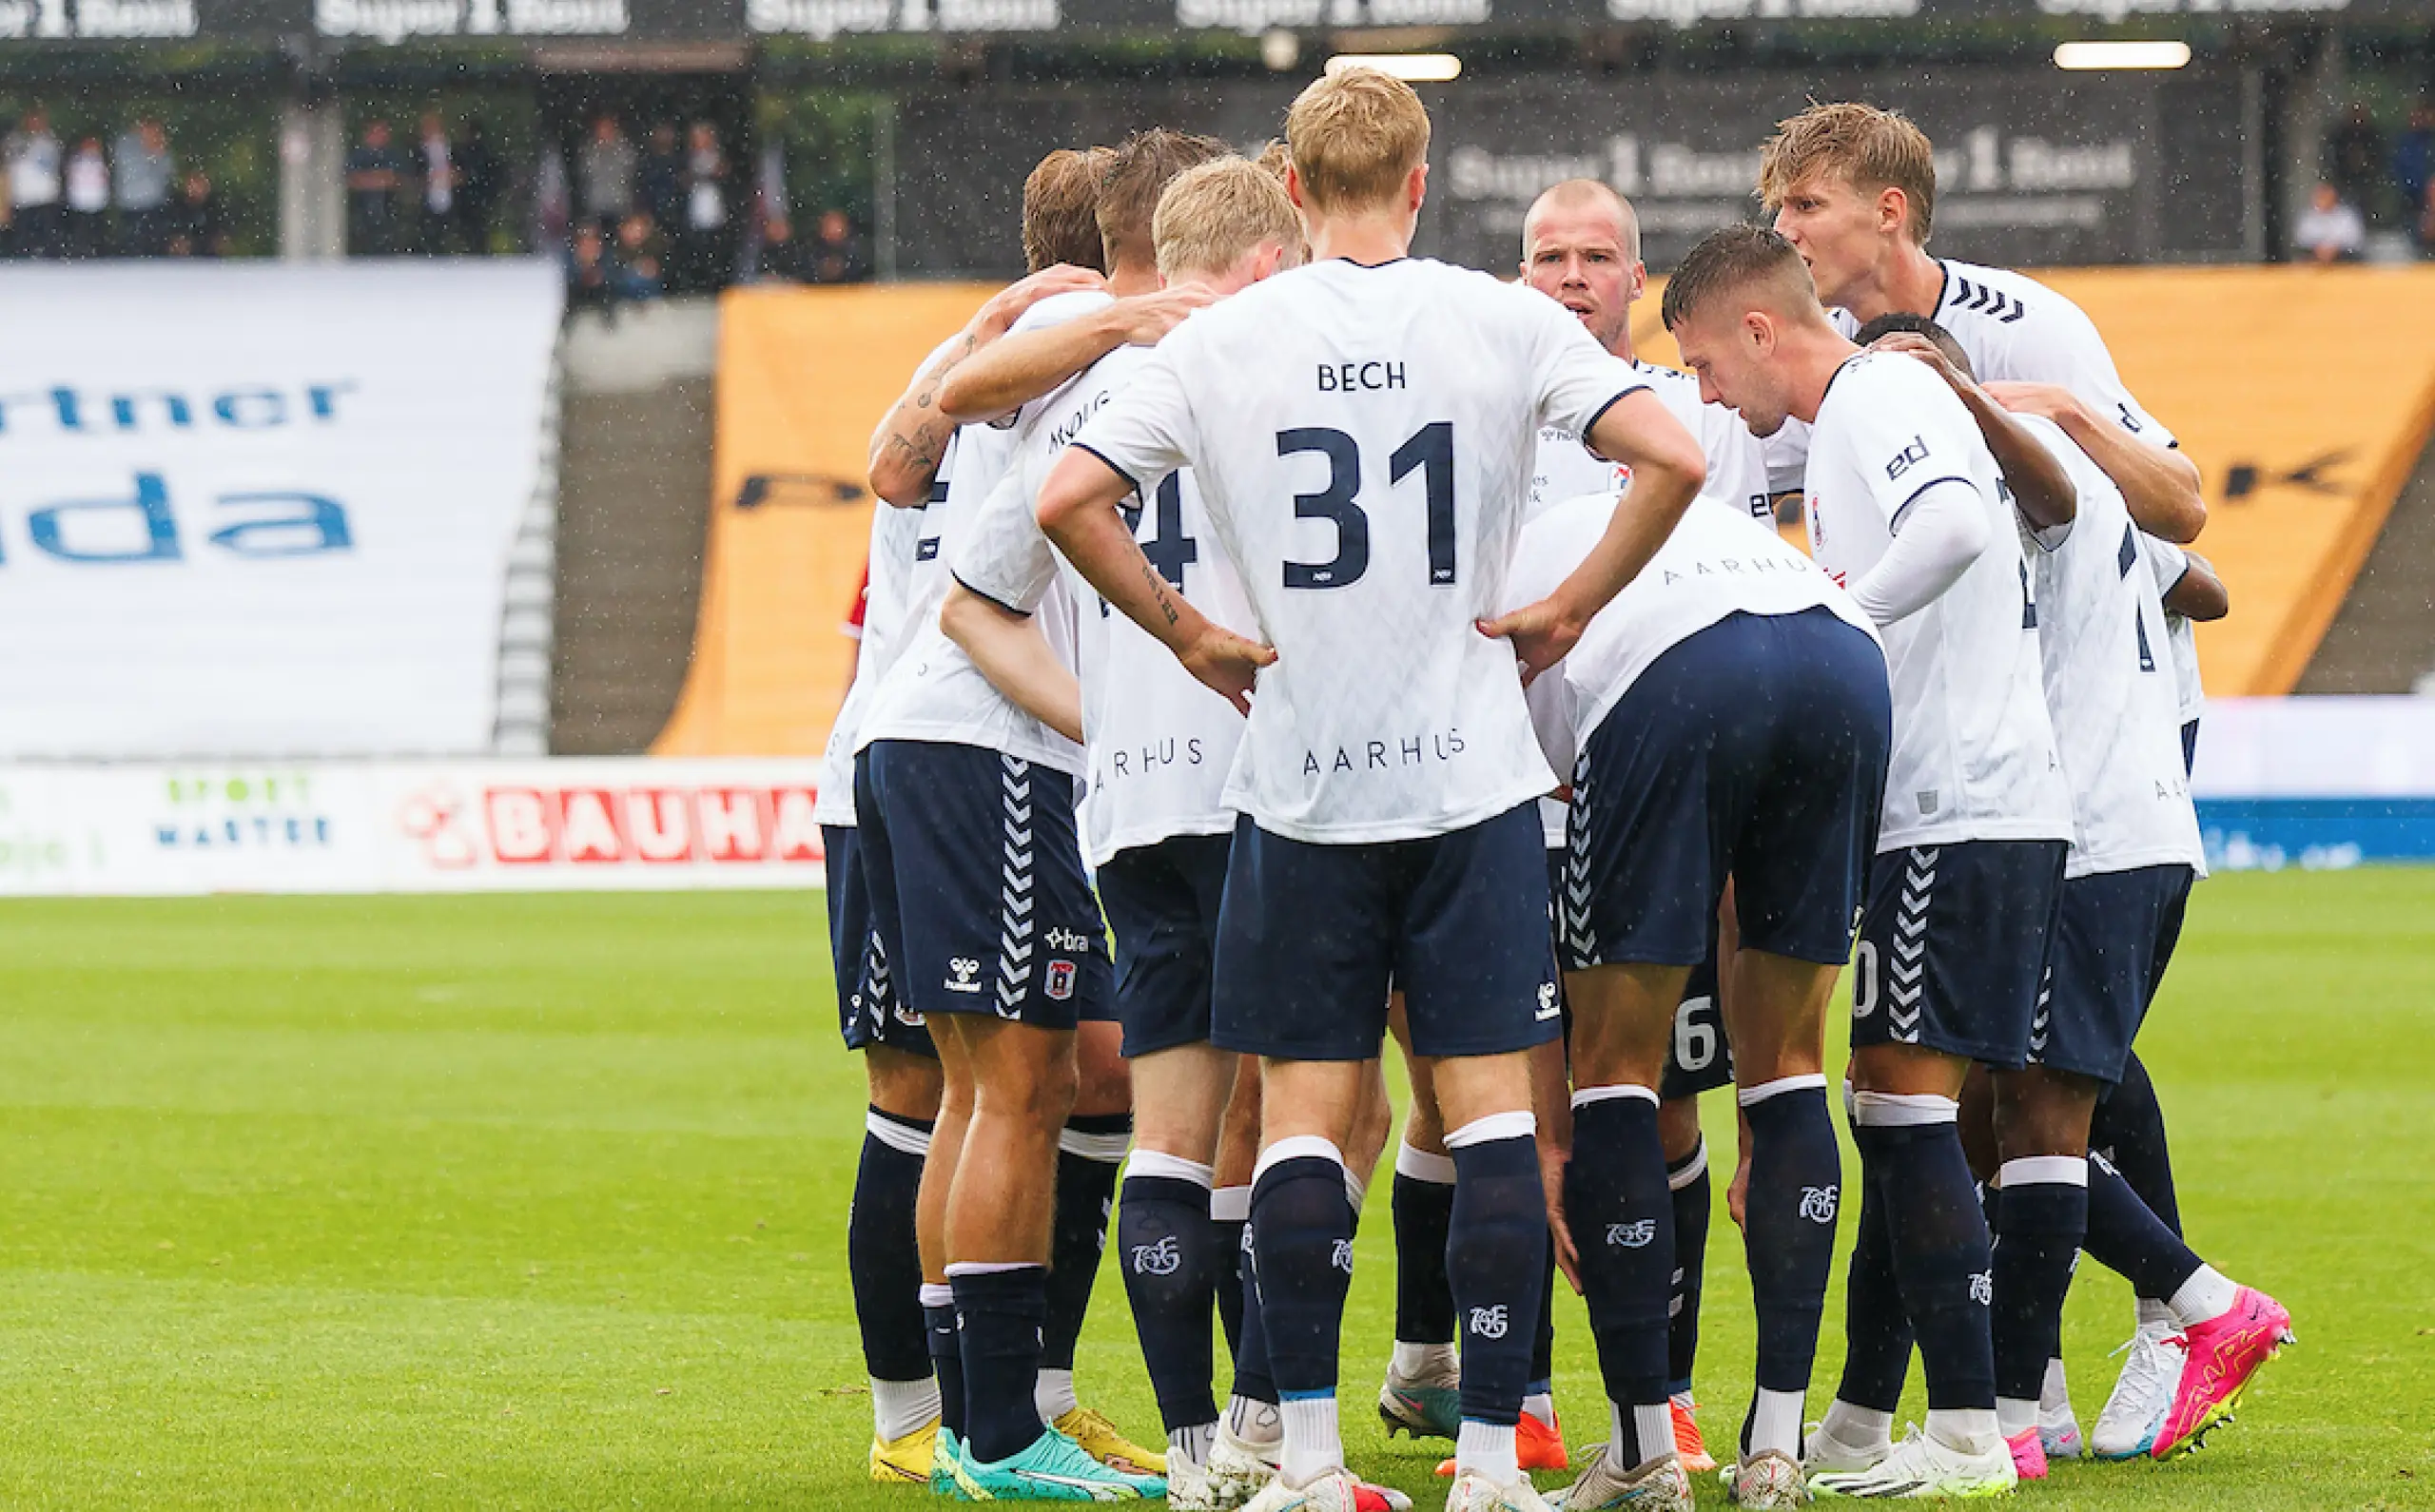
<box><xmin>0</xmin><ymin>261</ymin><xmax>562</xmax><ymax>759</ymax></box>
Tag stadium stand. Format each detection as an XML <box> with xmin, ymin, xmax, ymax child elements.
<box><xmin>2297</xmin><ymin>427</ymin><xmax>2435</xmax><ymax>695</ymax></box>
<box><xmin>650</xmin><ymin>282</ymin><xmax>995</xmax><ymax>756</ymax></box>
<box><xmin>551</xmin><ymin>299</ymin><xmax>720</xmax><ymax>755</ymax></box>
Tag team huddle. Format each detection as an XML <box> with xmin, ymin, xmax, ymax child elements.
<box><xmin>816</xmin><ymin>72</ymin><xmax>2287</xmax><ymax>1509</ymax></box>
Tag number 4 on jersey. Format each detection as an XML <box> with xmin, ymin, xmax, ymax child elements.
<box><xmin>1105</xmin><ymin>473</ymin><xmax>1198</xmax><ymax>617</ymax></box>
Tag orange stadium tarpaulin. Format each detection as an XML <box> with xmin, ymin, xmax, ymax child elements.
<box><xmin>653</xmin><ymin>282</ymin><xmax>996</xmax><ymax>758</ymax></box>
<box><xmin>662</xmin><ymin>265</ymin><xmax>2435</xmax><ymax>756</ymax></box>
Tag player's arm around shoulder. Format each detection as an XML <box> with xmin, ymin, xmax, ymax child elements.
<box><xmin>937</xmin><ymin>285</ymin><xmax>1210</xmax><ymax>424</ymax></box>
<box><xmin>940</xmin><ymin>578</ymin><xmax>1083</xmax><ymax>744</ymax></box>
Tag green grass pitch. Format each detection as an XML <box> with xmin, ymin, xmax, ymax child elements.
<box><xmin>2</xmin><ymin>870</ymin><xmax>2431</xmax><ymax>1510</ymax></box>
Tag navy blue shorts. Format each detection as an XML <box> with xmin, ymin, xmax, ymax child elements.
<box><xmin>1099</xmin><ymin>831</ymin><xmax>1233</xmax><ymax>1058</ymax></box>
<box><xmin>854</xmin><ymin>741</ymin><xmax>1114</xmax><ymax>1031</ymax></box>
<box><xmin>1214</xmin><ymin>803</ymin><xmax>1562</xmax><ymax>1062</ymax></box>
<box><xmin>824</xmin><ymin>824</ymin><xmax>936</xmax><ymax>1057</ymax></box>
<box><xmin>1562</xmin><ymin>609</ymin><xmax>1889</xmax><ymax>971</ymax></box>
<box><xmin>1851</xmin><ymin>839</ymin><xmax>2068</xmax><ymax>1068</ymax></box>
<box><xmin>2030</xmin><ymin>864</ymin><xmax>2194</xmax><ymax>1084</ymax></box>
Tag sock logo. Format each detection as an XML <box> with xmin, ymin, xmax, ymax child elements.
<box><xmin>1467</xmin><ymin>1304</ymin><xmax>1510</xmax><ymax>1340</ymax></box>
<box><xmin>1606</xmin><ymin>1219</ymin><xmax>1657</xmax><ymax>1249</ymax></box>
<box><xmin>1129</xmin><ymin>1235</ymin><xmax>1181</xmax><ymax>1276</ymax></box>
<box><xmin>1799</xmin><ymin>1186</ymin><xmax>1840</xmax><ymax>1224</ymax></box>
<box><xmin>1330</xmin><ymin>1239</ymin><xmax>1355</xmax><ymax>1275</ymax></box>
<box><xmin>1969</xmin><ymin>1270</ymin><xmax>1994</xmax><ymax>1307</ymax></box>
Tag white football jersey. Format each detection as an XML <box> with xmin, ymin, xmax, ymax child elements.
<box><xmin>855</xmin><ymin>290</ymin><xmax>1108</xmax><ymax>768</ymax></box>
<box><xmin>1530</xmin><ymin>360</ymin><xmax>1772</xmax><ymax>525</ymax></box>
<box><xmin>1509</xmin><ymin>493</ymin><xmax>1879</xmax><ymax>783</ymax></box>
<box><xmin>1832</xmin><ymin>259</ymin><xmax>2204</xmax><ymax>726</ymax></box>
<box><xmin>1803</xmin><ymin>351</ymin><xmax>2072</xmax><ymax>852</ymax></box>
<box><xmin>954</xmin><ymin>342</ymin><xmax>1256</xmax><ymax>867</ymax></box>
<box><xmin>1075</xmin><ymin>257</ymin><xmax>1647</xmax><ymax>843</ymax></box>
<box><xmin>2141</xmin><ymin>535</ymin><xmax>2204</xmax><ymax>727</ymax></box>
<box><xmin>813</xmin><ymin>499</ymin><xmax>931</xmax><ymax>826</ymax></box>
<box><xmin>2017</xmin><ymin>417</ymin><xmax>2203</xmax><ymax>879</ymax></box>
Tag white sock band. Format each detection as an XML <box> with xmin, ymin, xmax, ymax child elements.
<box><xmin>1394</xmin><ymin>1140</ymin><xmax>1457</xmax><ymax>1185</ymax></box>
<box><xmin>1850</xmin><ymin>1091</ymin><xmax>1959</xmax><ymax>1128</ymax></box>
<box><xmin>1127</xmin><ymin>1149</ymin><xmax>1216</xmax><ymax>1188</ymax></box>
<box><xmin>1445</xmin><ymin>1110</ymin><xmax>1537</xmax><ymax>1149</ymax></box>
<box><xmin>1570</xmin><ymin>1083</ymin><xmax>1660</xmax><ymax>1112</ymax></box>
<box><xmin>1254</xmin><ymin>1135</ymin><xmax>1345</xmax><ymax>1187</ymax></box>
<box><xmin>1060</xmin><ymin>1124</ymin><xmax>1134</xmax><ymax>1163</ymax></box>
<box><xmin>1739</xmin><ymin>1072</ymin><xmax>1830</xmax><ymax>1107</ymax></box>
<box><xmin>1997</xmin><ymin>1154</ymin><xmax>2090</xmax><ymax>1189</ymax></box>
<box><xmin>1667</xmin><ymin>1137</ymin><xmax>1710</xmax><ymax>1191</ymax></box>
<box><xmin>945</xmin><ymin>1260</ymin><xmax>1040</xmax><ymax>1278</ymax></box>
<box><xmin>866</xmin><ymin>1109</ymin><xmax>934</xmax><ymax>1157</ymax></box>
<box><xmin>1346</xmin><ymin>1171</ymin><xmax>1370</xmax><ymax>1214</ymax></box>
<box><xmin>919</xmin><ymin>1282</ymin><xmax>954</xmax><ymax>1308</ymax></box>
<box><xmin>1211</xmin><ymin>1185</ymin><xmax>1251</xmax><ymax>1224</ymax></box>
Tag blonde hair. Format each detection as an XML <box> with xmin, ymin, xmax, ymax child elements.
<box><xmin>1252</xmin><ymin>138</ymin><xmax>1292</xmax><ymax>184</ymax></box>
<box><xmin>1285</xmin><ymin>68</ymin><xmax>1431</xmax><ymax>215</ymax></box>
<box><xmin>1758</xmin><ymin>102</ymin><xmax>1938</xmax><ymax>245</ymax></box>
<box><xmin>1155</xmin><ymin>157</ymin><xmax>1307</xmax><ymax>279</ymax></box>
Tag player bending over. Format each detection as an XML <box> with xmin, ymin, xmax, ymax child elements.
<box><xmin>1040</xmin><ymin>67</ymin><xmax>1705</xmax><ymax>1512</ymax></box>
<box><xmin>1669</xmin><ymin>223</ymin><xmax>2074</xmax><ymax>1501</ymax></box>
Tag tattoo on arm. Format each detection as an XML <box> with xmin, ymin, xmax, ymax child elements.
<box><xmin>1140</xmin><ymin>561</ymin><xmax>1180</xmax><ymax>628</ymax></box>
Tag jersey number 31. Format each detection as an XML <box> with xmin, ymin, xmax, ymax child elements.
<box><xmin>1276</xmin><ymin>422</ymin><xmax>1457</xmax><ymax>591</ymax></box>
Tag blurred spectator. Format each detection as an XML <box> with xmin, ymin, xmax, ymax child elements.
<box><xmin>566</xmin><ymin>223</ymin><xmax>616</xmax><ymax>312</ymax></box>
<box><xmin>2395</xmin><ymin>102</ymin><xmax>2434</xmax><ymax>251</ymax></box>
<box><xmin>614</xmin><ymin>211</ymin><xmax>665</xmax><ymax>300</ymax></box>
<box><xmin>64</xmin><ymin>136</ymin><xmax>109</xmax><ymax>258</ymax></box>
<box><xmin>638</xmin><ymin>122</ymin><xmax>685</xmax><ymax>232</ymax></box>
<box><xmin>2328</xmin><ymin>103</ymin><xmax>2386</xmax><ymax>219</ymax></box>
<box><xmin>166</xmin><ymin>170</ymin><xmax>225</xmax><ymax>258</ymax></box>
<box><xmin>676</xmin><ymin>121</ymin><xmax>729</xmax><ymax>291</ymax></box>
<box><xmin>2294</xmin><ymin>181</ymin><xmax>2366</xmax><ymax>263</ymax></box>
<box><xmin>456</xmin><ymin>119</ymin><xmax>504</xmax><ymax>254</ymax></box>
<box><xmin>346</xmin><ymin>118</ymin><xmax>406</xmax><ymax>255</ymax></box>
<box><xmin>4</xmin><ymin>107</ymin><xmax>62</xmax><ymax>258</ymax></box>
<box><xmin>806</xmin><ymin>207</ymin><xmax>871</xmax><ymax>284</ymax></box>
<box><xmin>752</xmin><ymin>217</ymin><xmax>809</xmax><ymax>281</ymax></box>
<box><xmin>113</xmin><ymin>116</ymin><xmax>172</xmax><ymax>256</ymax></box>
<box><xmin>577</xmin><ymin>114</ymin><xmax>635</xmax><ymax>231</ymax></box>
<box><xmin>416</xmin><ymin>110</ymin><xmax>458</xmax><ymax>255</ymax></box>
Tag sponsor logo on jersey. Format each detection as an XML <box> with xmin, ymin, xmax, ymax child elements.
<box><xmin>1884</xmin><ymin>435</ymin><xmax>1930</xmax><ymax>482</ymax></box>
<box><xmin>1045</xmin><ymin>925</ymin><xmax>1095</xmax><ymax>953</ymax></box>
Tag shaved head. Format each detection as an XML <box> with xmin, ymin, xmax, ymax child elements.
<box><xmin>1522</xmin><ymin>179</ymin><xmax>1639</xmax><ymax>265</ymax></box>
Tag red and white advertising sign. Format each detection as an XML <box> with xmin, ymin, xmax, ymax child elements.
<box><xmin>0</xmin><ymin>758</ymin><xmax>832</xmax><ymax>896</ymax></box>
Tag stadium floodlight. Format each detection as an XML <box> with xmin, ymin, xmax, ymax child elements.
<box><xmin>2054</xmin><ymin>40</ymin><xmax>2192</xmax><ymax>70</ymax></box>
<box><xmin>1325</xmin><ymin>52</ymin><xmax>1462</xmax><ymax>82</ymax></box>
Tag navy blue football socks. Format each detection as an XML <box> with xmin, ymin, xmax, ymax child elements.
<box><xmin>1991</xmin><ymin>1157</ymin><xmax>2088</xmax><ymax>1420</ymax></box>
<box><xmin>1567</xmin><ymin>1090</ymin><xmax>1675</xmax><ymax>1435</ymax></box>
<box><xmin>949</xmin><ymin>1265</ymin><xmax>1052</xmax><ymax>1464</ymax></box>
<box><xmin>1392</xmin><ymin>1145</ymin><xmax>1458</xmax><ymax>1349</ymax></box>
<box><xmin>2084</xmin><ymin>1149</ymin><xmax>2205</xmax><ymax>1303</ymax></box>
<box><xmin>923</xmin><ymin>1285</ymin><xmax>966</xmax><ymax>1440</ymax></box>
<box><xmin>1741</xmin><ymin>1079</ymin><xmax>1841</xmax><ymax>1400</ymax></box>
<box><xmin>1248</xmin><ymin>1142</ymin><xmax>1357</xmax><ymax>1400</ymax></box>
<box><xmin>1117</xmin><ymin>1154</ymin><xmax>1222</xmax><ymax>1436</ymax></box>
<box><xmin>1854</xmin><ymin>1108</ymin><xmax>1997</xmax><ymax>1413</ymax></box>
<box><xmin>851</xmin><ymin>1109</ymin><xmax>934</xmax><ymax>1388</ymax></box>
<box><xmin>1666</xmin><ymin>1135</ymin><xmax>1712</xmax><ymax>1399</ymax></box>
<box><xmin>1445</xmin><ymin>1115</ymin><xmax>1549</xmax><ymax>1428</ymax></box>
<box><xmin>2092</xmin><ymin>1051</ymin><xmax>2181</xmax><ymax>1235</ymax></box>
<box><xmin>1043</xmin><ymin>1114</ymin><xmax>1132</xmax><ymax>1381</ymax></box>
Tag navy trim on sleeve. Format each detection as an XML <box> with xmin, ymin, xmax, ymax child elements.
<box><xmin>1886</xmin><ymin>475</ymin><xmax>1973</xmax><ymax>534</ymax></box>
<box><xmin>950</xmin><ymin>571</ymin><xmax>1033</xmax><ymax>619</ymax></box>
<box><xmin>1578</xmin><ymin>381</ymin><xmax>1654</xmax><ymax>457</ymax></box>
<box><xmin>1069</xmin><ymin>441</ymin><xmax>1140</xmax><ymax>494</ymax></box>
